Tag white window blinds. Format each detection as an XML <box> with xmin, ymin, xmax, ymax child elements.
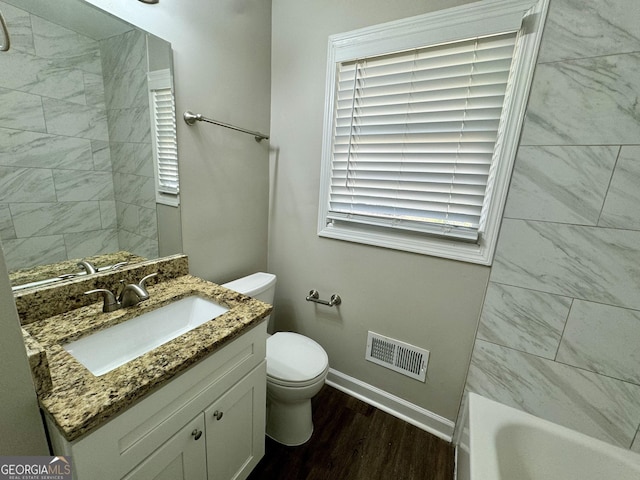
<box><xmin>152</xmin><ymin>87</ymin><xmax>179</xmax><ymax>195</ymax></box>
<box><xmin>148</xmin><ymin>68</ymin><xmax>179</xmax><ymax>206</ymax></box>
<box><xmin>327</xmin><ymin>32</ymin><xmax>517</xmax><ymax>241</ymax></box>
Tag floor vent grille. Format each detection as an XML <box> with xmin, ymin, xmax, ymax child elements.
<box><xmin>365</xmin><ymin>331</ymin><xmax>429</xmax><ymax>382</ymax></box>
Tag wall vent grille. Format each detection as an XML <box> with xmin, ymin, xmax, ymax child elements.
<box><xmin>365</xmin><ymin>331</ymin><xmax>429</xmax><ymax>382</ymax></box>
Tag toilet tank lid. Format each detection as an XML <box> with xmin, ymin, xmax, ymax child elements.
<box><xmin>222</xmin><ymin>272</ymin><xmax>276</xmax><ymax>296</ymax></box>
<box><xmin>267</xmin><ymin>332</ymin><xmax>328</xmax><ymax>382</ymax></box>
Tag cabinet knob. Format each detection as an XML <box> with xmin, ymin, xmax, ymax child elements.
<box><xmin>191</xmin><ymin>429</ymin><xmax>203</xmax><ymax>440</ymax></box>
<box><xmin>213</xmin><ymin>410</ymin><xmax>223</xmax><ymax>421</ymax></box>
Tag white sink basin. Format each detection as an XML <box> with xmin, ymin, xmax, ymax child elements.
<box><xmin>64</xmin><ymin>296</ymin><xmax>229</xmax><ymax>376</ymax></box>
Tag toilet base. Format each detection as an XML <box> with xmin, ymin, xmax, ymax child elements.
<box><xmin>266</xmin><ymin>396</ymin><xmax>314</xmax><ymax>446</ymax></box>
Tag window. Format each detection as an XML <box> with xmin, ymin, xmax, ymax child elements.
<box><xmin>148</xmin><ymin>69</ymin><xmax>179</xmax><ymax>206</ymax></box>
<box><xmin>318</xmin><ymin>0</ymin><xmax>548</xmax><ymax>264</ymax></box>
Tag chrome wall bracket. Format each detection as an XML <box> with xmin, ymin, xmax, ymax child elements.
<box><xmin>306</xmin><ymin>290</ymin><xmax>341</xmax><ymax>307</ymax></box>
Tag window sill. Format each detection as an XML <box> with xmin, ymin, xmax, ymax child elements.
<box><xmin>318</xmin><ymin>222</ymin><xmax>494</xmax><ymax>265</ymax></box>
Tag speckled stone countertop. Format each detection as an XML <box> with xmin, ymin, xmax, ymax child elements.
<box><xmin>10</xmin><ymin>251</ymin><xmax>146</xmax><ymax>288</ymax></box>
<box><xmin>16</xmin><ymin>254</ymin><xmax>189</xmax><ymax>325</ymax></box>
<box><xmin>23</xmin><ymin>275</ymin><xmax>271</xmax><ymax>442</ymax></box>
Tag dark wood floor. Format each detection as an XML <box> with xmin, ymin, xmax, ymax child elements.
<box><xmin>247</xmin><ymin>385</ymin><xmax>455</xmax><ymax>480</ymax></box>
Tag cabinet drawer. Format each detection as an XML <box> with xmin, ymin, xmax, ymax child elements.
<box><xmin>60</xmin><ymin>322</ymin><xmax>266</xmax><ymax>479</ymax></box>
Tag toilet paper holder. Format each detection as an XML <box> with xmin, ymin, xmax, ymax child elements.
<box><xmin>306</xmin><ymin>290</ymin><xmax>341</xmax><ymax>307</ymax></box>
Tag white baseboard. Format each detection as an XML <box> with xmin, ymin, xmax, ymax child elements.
<box><xmin>325</xmin><ymin>368</ymin><xmax>455</xmax><ymax>442</ymax></box>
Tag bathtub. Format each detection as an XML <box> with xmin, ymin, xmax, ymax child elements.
<box><xmin>456</xmin><ymin>392</ymin><xmax>640</xmax><ymax>480</ymax></box>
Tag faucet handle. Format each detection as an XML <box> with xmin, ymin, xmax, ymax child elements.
<box><xmin>85</xmin><ymin>288</ymin><xmax>120</xmax><ymax>313</ymax></box>
<box><xmin>138</xmin><ymin>272</ymin><xmax>158</xmax><ymax>289</ymax></box>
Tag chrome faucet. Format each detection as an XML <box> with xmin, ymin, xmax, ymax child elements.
<box><xmin>85</xmin><ymin>273</ymin><xmax>158</xmax><ymax>312</ymax></box>
<box><xmin>77</xmin><ymin>260</ymin><xmax>98</xmax><ymax>275</ymax></box>
<box><xmin>119</xmin><ymin>273</ymin><xmax>157</xmax><ymax>307</ymax></box>
<box><xmin>84</xmin><ymin>288</ymin><xmax>120</xmax><ymax>312</ymax></box>
<box><xmin>109</xmin><ymin>261</ymin><xmax>128</xmax><ymax>271</ymax></box>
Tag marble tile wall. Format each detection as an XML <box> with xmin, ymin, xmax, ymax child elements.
<box><xmin>0</xmin><ymin>1</ymin><xmax>117</xmax><ymax>271</ymax></box>
<box><xmin>462</xmin><ymin>0</ymin><xmax>640</xmax><ymax>451</ymax></box>
<box><xmin>99</xmin><ymin>30</ymin><xmax>158</xmax><ymax>260</ymax></box>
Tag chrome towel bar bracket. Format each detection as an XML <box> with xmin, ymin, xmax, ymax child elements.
<box><xmin>183</xmin><ymin>110</ymin><xmax>269</xmax><ymax>142</ymax></box>
<box><xmin>306</xmin><ymin>290</ymin><xmax>341</xmax><ymax>307</ymax></box>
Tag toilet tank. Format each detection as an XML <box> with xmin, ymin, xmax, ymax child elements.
<box><xmin>222</xmin><ymin>272</ymin><xmax>276</xmax><ymax>304</ymax></box>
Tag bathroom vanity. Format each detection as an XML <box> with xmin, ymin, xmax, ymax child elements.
<box><xmin>20</xmin><ymin>259</ymin><xmax>271</xmax><ymax>480</ymax></box>
<box><xmin>46</xmin><ymin>322</ymin><xmax>266</xmax><ymax>480</ymax></box>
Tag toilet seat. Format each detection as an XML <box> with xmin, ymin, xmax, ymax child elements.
<box><xmin>267</xmin><ymin>364</ymin><xmax>329</xmax><ymax>388</ymax></box>
<box><xmin>266</xmin><ymin>332</ymin><xmax>328</xmax><ymax>384</ymax></box>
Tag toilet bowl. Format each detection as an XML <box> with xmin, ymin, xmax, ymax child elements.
<box><xmin>222</xmin><ymin>273</ymin><xmax>329</xmax><ymax>446</ymax></box>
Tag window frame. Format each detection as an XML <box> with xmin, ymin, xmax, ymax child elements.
<box><xmin>317</xmin><ymin>0</ymin><xmax>549</xmax><ymax>265</ymax></box>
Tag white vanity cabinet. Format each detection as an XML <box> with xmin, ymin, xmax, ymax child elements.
<box><xmin>123</xmin><ymin>414</ymin><xmax>206</xmax><ymax>480</ymax></box>
<box><xmin>204</xmin><ymin>366</ymin><xmax>264</xmax><ymax>480</ymax></box>
<box><xmin>45</xmin><ymin>322</ymin><xmax>267</xmax><ymax>480</ymax></box>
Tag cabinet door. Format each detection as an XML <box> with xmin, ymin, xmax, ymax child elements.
<box><xmin>205</xmin><ymin>362</ymin><xmax>266</xmax><ymax>480</ymax></box>
<box><xmin>123</xmin><ymin>415</ymin><xmax>207</xmax><ymax>480</ymax></box>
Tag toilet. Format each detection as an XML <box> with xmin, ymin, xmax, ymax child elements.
<box><xmin>222</xmin><ymin>272</ymin><xmax>329</xmax><ymax>446</ymax></box>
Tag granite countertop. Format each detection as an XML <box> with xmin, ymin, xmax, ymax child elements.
<box><xmin>10</xmin><ymin>251</ymin><xmax>146</xmax><ymax>288</ymax></box>
<box><xmin>23</xmin><ymin>275</ymin><xmax>271</xmax><ymax>442</ymax></box>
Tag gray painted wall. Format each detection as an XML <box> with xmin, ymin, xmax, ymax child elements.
<box><xmin>0</xmin><ymin>244</ymin><xmax>48</xmax><ymax>453</ymax></box>
<box><xmin>268</xmin><ymin>0</ymin><xmax>486</xmax><ymax>423</ymax></box>
<box><xmin>463</xmin><ymin>0</ymin><xmax>640</xmax><ymax>452</ymax></box>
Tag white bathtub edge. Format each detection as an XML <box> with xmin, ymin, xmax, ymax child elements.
<box><xmin>463</xmin><ymin>392</ymin><xmax>640</xmax><ymax>480</ymax></box>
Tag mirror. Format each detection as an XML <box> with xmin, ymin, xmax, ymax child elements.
<box><xmin>0</xmin><ymin>0</ymin><xmax>182</xmax><ymax>289</ymax></box>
